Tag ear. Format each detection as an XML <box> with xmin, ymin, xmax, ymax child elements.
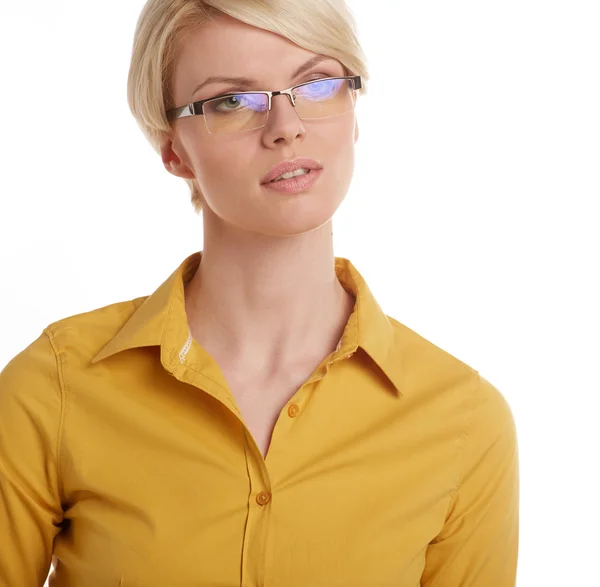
<box><xmin>160</xmin><ymin>136</ymin><xmax>196</xmax><ymax>180</ymax></box>
<box><xmin>354</xmin><ymin>118</ymin><xmax>359</xmax><ymax>144</ymax></box>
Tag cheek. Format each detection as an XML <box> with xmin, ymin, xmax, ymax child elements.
<box><xmin>192</xmin><ymin>142</ymin><xmax>256</xmax><ymax>194</ymax></box>
<box><xmin>331</xmin><ymin>148</ymin><xmax>355</xmax><ymax>194</ymax></box>
<box><xmin>175</xmin><ymin>126</ymin><xmax>219</xmax><ymax>185</ymax></box>
<box><xmin>321</xmin><ymin>125</ymin><xmax>356</xmax><ymax>180</ymax></box>
<box><xmin>194</xmin><ymin>152</ymin><xmax>223</xmax><ymax>187</ymax></box>
<box><xmin>320</xmin><ymin>117</ymin><xmax>356</xmax><ymax>155</ymax></box>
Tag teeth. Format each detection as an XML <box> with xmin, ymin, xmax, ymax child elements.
<box><xmin>272</xmin><ymin>168</ymin><xmax>310</xmax><ymax>182</ymax></box>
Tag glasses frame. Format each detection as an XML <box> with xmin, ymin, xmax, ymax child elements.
<box><xmin>166</xmin><ymin>75</ymin><xmax>363</xmax><ymax>133</ymax></box>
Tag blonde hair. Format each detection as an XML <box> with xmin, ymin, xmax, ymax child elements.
<box><xmin>127</xmin><ymin>0</ymin><xmax>369</xmax><ymax>215</ymax></box>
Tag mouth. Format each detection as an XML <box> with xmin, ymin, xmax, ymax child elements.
<box><xmin>261</xmin><ymin>168</ymin><xmax>323</xmax><ymax>194</ymax></box>
<box><xmin>266</xmin><ymin>168</ymin><xmax>314</xmax><ymax>184</ymax></box>
<box><xmin>260</xmin><ymin>158</ymin><xmax>323</xmax><ymax>185</ymax></box>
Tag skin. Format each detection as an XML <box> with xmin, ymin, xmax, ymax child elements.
<box><xmin>160</xmin><ymin>12</ymin><xmax>360</xmax><ymax>383</ymax></box>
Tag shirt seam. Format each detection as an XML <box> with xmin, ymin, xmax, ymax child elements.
<box><xmin>448</xmin><ymin>373</ymin><xmax>480</xmax><ymax>503</ymax></box>
<box><xmin>43</xmin><ymin>328</ymin><xmax>67</xmax><ymax>506</ymax></box>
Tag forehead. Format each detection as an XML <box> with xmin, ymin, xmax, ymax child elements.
<box><xmin>172</xmin><ymin>13</ymin><xmax>335</xmax><ymax>97</ymax></box>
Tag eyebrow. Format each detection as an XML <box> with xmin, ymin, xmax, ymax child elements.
<box><xmin>190</xmin><ymin>55</ymin><xmax>337</xmax><ymax>99</ymax></box>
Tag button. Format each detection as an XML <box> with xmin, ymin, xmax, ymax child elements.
<box><xmin>256</xmin><ymin>491</ymin><xmax>271</xmax><ymax>506</ymax></box>
<box><xmin>287</xmin><ymin>404</ymin><xmax>300</xmax><ymax>418</ymax></box>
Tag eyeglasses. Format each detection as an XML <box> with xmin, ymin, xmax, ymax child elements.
<box><xmin>166</xmin><ymin>75</ymin><xmax>362</xmax><ymax>135</ymax></box>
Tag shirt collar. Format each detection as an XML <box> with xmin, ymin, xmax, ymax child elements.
<box><xmin>91</xmin><ymin>251</ymin><xmax>404</xmax><ymax>395</ymax></box>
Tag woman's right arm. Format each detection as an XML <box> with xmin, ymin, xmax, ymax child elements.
<box><xmin>0</xmin><ymin>330</ymin><xmax>65</xmax><ymax>586</ymax></box>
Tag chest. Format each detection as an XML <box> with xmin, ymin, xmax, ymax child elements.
<box><xmin>222</xmin><ymin>370</ymin><xmax>313</xmax><ymax>458</ymax></box>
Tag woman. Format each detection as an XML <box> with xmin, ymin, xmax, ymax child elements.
<box><xmin>0</xmin><ymin>1</ymin><xmax>519</xmax><ymax>585</ymax></box>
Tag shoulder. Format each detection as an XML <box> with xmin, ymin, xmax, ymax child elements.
<box><xmin>385</xmin><ymin>315</ymin><xmax>516</xmax><ymax>428</ymax></box>
<box><xmin>386</xmin><ymin>314</ymin><xmax>480</xmax><ymax>394</ymax></box>
<box><xmin>43</xmin><ymin>295</ymin><xmax>148</xmax><ymax>358</ymax></box>
<box><xmin>1</xmin><ymin>296</ymin><xmax>147</xmax><ymax>387</ymax></box>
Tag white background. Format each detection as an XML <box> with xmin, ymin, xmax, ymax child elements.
<box><xmin>0</xmin><ymin>1</ymin><xmax>598</xmax><ymax>585</ymax></box>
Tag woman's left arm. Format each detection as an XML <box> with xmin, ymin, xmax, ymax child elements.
<box><xmin>421</xmin><ymin>375</ymin><xmax>520</xmax><ymax>586</ymax></box>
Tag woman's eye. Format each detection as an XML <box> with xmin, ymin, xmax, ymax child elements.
<box><xmin>222</xmin><ymin>97</ymin><xmax>240</xmax><ymax>108</ymax></box>
<box><xmin>209</xmin><ymin>94</ymin><xmax>269</xmax><ymax>115</ymax></box>
<box><xmin>214</xmin><ymin>96</ymin><xmax>244</xmax><ymax>112</ymax></box>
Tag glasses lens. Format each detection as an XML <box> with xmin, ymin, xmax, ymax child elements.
<box><xmin>204</xmin><ymin>93</ymin><xmax>269</xmax><ymax>134</ymax></box>
<box><xmin>294</xmin><ymin>78</ymin><xmax>355</xmax><ymax>120</ymax></box>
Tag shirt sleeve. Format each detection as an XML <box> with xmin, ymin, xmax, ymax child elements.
<box><xmin>0</xmin><ymin>329</ymin><xmax>65</xmax><ymax>586</ymax></box>
<box><xmin>421</xmin><ymin>374</ymin><xmax>520</xmax><ymax>586</ymax></box>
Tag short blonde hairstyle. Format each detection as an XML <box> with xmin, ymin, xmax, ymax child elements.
<box><xmin>127</xmin><ymin>0</ymin><xmax>369</xmax><ymax>215</ymax></box>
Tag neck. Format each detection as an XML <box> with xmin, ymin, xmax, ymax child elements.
<box><xmin>184</xmin><ymin>220</ymin><xmax>354</xmax><ymax>378</ymax></box>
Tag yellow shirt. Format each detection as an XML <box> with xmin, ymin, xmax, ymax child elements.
<box><xmin>0</xmin><ymin>251</ymin><xmax>519</xmax><ymax>586</ymax></box>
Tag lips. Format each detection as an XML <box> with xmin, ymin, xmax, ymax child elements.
<box><xmin>260</xmin><ymin>158</ymin><xmax>323</xmax><ymax>185</ymax></box>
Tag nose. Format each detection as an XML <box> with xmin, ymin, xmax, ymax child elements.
<box><xmin>270</xmin><ymin>90</ymin><xmax>296</xmax><ymax>112</ymax></box>
<box><xmin>261</xmin><ymin>91</ymin><xmax>305</xmax><ymax>146</ymax></box>
<box><xmin>266</xmin><ymin>91</ymin><xmax>303</xmax><ymax>126</ymax></box>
